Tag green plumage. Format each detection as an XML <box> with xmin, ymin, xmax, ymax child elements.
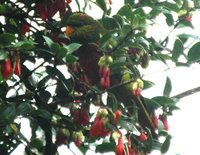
<box><xmin>66</xmin><ymin>12</ymin><xmax>104</xmax><ymax>44</ymax></box>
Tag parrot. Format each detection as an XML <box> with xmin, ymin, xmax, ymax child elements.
<box><xmin>65</xmin><ymin>12</ymin><xmax>105</xmax><ymax>44</ymax></box>
<box><xmin>64</xmin><ymin>12</ymin><xmax>157</xmax><ymax>140</ymax></box>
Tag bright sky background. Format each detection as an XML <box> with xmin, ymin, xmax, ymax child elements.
<box><xmin>9</xmin><ymin>0</ymin><xmax>200</xmax><ymax>155</ymax></box>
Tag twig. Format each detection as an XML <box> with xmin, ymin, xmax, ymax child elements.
<box><xmin>172</xmin><ymin>86</ymin><xmax>200</xmax><ymax>99</ymax></box>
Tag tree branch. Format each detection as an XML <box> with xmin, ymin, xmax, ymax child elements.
<box><xmin>173</xmin><ymin>86</ymin><xmax>200</xmax><ymax>99</ymax></box>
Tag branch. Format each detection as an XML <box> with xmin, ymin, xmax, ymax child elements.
<box><xmin>173</xmin><ymin>86</ymin><xmax>200</xmax><ymax>99</ymax></box>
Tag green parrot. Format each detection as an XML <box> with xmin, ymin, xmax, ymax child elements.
<box><xmin>65</xmin><ymin>12</ymin><xmax>105</xmax><ymax>44</ymax></box>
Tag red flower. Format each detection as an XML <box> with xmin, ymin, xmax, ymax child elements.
<box><xmin>66</xmin><ymin>0</ymin><xmax>72</xmax><ymax>3</ymax></box>
<box><xmin>55</xmin><ymin>128</ymin><xmax>70</xmax><ymax>146</ymax></box>
<box><xmin>74</xmin><ymin>139</ymin><xmax>82</xmax><ymax>147</ymax></box>
<box><xmin>115</xmin><ymin>137</ymin><xmax>124</xmax><ymax>155</ymax></box>
<box><xmin>56</xmin><ymin>0</ymin><xmax>67</xmax><ymax>18</ymax></box>
<box><xmin>151</xmin><ymin>114</ymin><xmax>158</xmax><ymax>129</ymax></box>
<box><xmin>14</xmin><ymin>59</ymin><xmax>21</xmax><ymax>76</ymax></box>
<box><xmin>55</xmin><ymin>134</ymin><xmax>67</xmax><ymax>146</ymax></box>
<box><xmin>1</xmin><ymin>59</ymin><xmax>12</xmax><ymax>80</ymax></box>
<box><xmin>99</xmin><ymin>66</ymin><xmax>110</xmax><ymax>89</ymax></box>
<box><xmin>72</xmin><ymin>108</ymin><xmax>90</xmax><ymax>126</ymax></box>
<box><xmin>35</xmin><ymin>3</ymin><xmax>48</xmax><ymax>21</ymax></box>
<box><xmin>90</xmin><ymin>117</ymin><xmax>110</xmax><ymax>138</ymax></box>
<box><xmin>159</xmin><ymin>115</ymin><xmax>169</xmax><ymax>131</ymax></box>
<box><xmin>185</xmin><ymin>16</ymin><xmax>192</xmax><ymax>22</ymax></box>
<box><xmin>133</xmin><ymin>87</ymin><xmax>142</xmax><ymax>97</ymax></box>
<box><xmin>114</xmin><ymin>110</ymin><xmax>122</xmax><ymax>124</ymax></box>
<box><xmin>139</xmin><ymin>131</ymin><xmax>147</xmax><ymax>142</ymax></box>
<box><xmin>21</xmin><ymin>23</ymin><xmax>30</xmax><ymax>35</ymax></box>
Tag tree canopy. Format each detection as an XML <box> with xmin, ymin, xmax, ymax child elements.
<box><xmin>0</xmin><ymin>0</ymin><xmax>200</xmax><ymax>154</ymax></box>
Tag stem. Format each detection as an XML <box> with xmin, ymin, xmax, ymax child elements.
<box><xmin>173</xmin><ymin>86</ymin><xmax>200</xmax><ymax>99</ymax></box>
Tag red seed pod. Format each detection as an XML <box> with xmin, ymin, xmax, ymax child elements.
<box><xmin>139</xmin><ymin>131</ymin><xmax>148</xmax><ymax>142</ymax></box>
<box><xmin>1</xmin><ymin>59</ymin><xmax>12</xmax><ymax>80</ymax></box>
<box><xmin>115</xmin><ymin>137</ymin><xmax>124</xmax><ymax>155</ymax></box>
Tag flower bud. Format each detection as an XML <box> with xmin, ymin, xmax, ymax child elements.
<box><xmin>139</xmin><ymin>131</ymin><xmax>147</xmax><ymax>141</ymax></box>
<box><xmin>115</xmin><ymin>137</ymin><xmax>124</xmax><ymax>155</ymax></box>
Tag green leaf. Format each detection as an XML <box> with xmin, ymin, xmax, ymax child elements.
<box><xmin>64</xmin><ymin>43</ymin><xmax>82</xmax><ymax>55</ymax></box>
<box><xmin>99</xmin><ymin>29</ymin><xmax>119</xmax><ymax>48</ymax></box>
<box><xmin>113</xmin><ymin>14</ymin><xmax>124</xmax><ymax>28</ymax></box>
<box><xmin>102</xmin><ymin>16</ymin><xmax>120</xmax><ymax>29</ymax></box>
<box><xmin>96</xmin><ymin>0</ymin><xmax>107</xmax><ymax>12</ymax></box>
<box><xmin>1</xmin><ymin>105</ymin><xmax>16</xmax><ymax>123</ymax></box>
<box><xmin>31</xmin><ymin>109</ymin><xmax>51</xmax><ymax>120</ymax></box>
<box><xmin>152</xmin><ymin>139</ymin><xmax>162</xmax><ymax>150</ymax></box>
<box><xmin>117</xmin><ymin>4</ymin><xmax>132</xmax><ymax>20</ymax></box>
<box><xmin>194</xmin><ymin>0</ymin><xmax>200</xmax><ymax>8</ymax></box>
<box><xmin>65</xmin><ymin>54</ymin><xmax>78</xmax><ymax>63</ymax></box>
<box><xmin>187</xmin><ymin>42</ymin><xmax>200</xmax><ymax>63</ymax></box>
<box><xmin>143</xmin><ymin>80</ymin><xmax>154</xmax><ymax>90</ymax></box>
<box><xmin>151</xmin><ymin>96</ymin><xmax>175</xmax><ymax>107</ymax></box>
<box><xmin>121</xmin><ymin>24</ymin><xmax>132</xmax><ymax>38</ymax></box>
<box><xmin>37</xmin><ymin>75</ymin><xmax>52</xmax><ymax>89</ymax></box>
<box><xmin>59</xmin><ymin>47</ymin><xmax>68</xmax><ymax>58</ymax></box>
<box><xmin>161</xmin><ymin>135</ymin><xmax>171</xmax><ymax>154</ymax></box>
<box><xmin>51</xmin><ymin>43</ymin><xmax>60</xmax><ymax>54</ymax></box>
<box><xmin>30</xmin><ymin>138</ymin><xmax>44</xmax><ymax>150</ymax></box>
<box><xmin>178</xmin><ymin>33</ymin><xmax>200</xmax><ymax>40</ymax></box>
<box><xmin>144</xmin><ymin>98</ymin><xmax>160</xmax><ymax>111</ymax></box>
<box><xmin>96</xmin><ymin>142</ymin><xmax>116</xmax><ymax>153</ymax></box>
<box><xmin>15</xmin><ymin>40</ymin><xmax>35</xmax><ymax>51</ymax></box>
<box><xmin>178</xmin><ymin>20</ymin><xmax>194</xmax><ymax>29</ymax></box>
<box><xmin>172</xmin><ymin>39</ymin><xmax>183</xmax><ymax>62</ymax></box>
<box><xmin>0</xmin><ymin>4</ymin><xmax>10</xmax><ymax>14</ymax></box>
<box><xmin>124</xmin><ymin>0</ymin><xmax>134</xmax><ymax>6</ymax></box>
<box><xmin>43</xmin><ymin>36</ymin><xmax>54</xmax><ymax>48</ymax></box>
<box><xmin>163</xmin><ymin>77</ymin><xmax>172</xmax><ymax>97</ymax></box>
<box><xmin>39</xmin><ymin>90</ymin><xmax>52</xmax><ymax>103</ymax></box>
<box><xmin>16</xmin><ymin>102</ymin><xmax>32</xmax><ymax>116</ymax></box>
<box><xmin>164</xmin><ymin>13</ymin><xmax>174</xmax><ymax>26</ymax></box>
<box><xmin>162</xmin><ymin>2</ymin><xmax>179</xmax><ymax>12</ymax></box>
<box><xmin>0</xmin><ymin>33</ymin><xmax>16</xmax><ymax>46</ymax></box>
<box><xmin>118</xmin><ymin>119</ymin><xmax>137</xmax><ymax>132</ymax></box>
<box><xmin>0</xmin><ymin>51</ymin><xmax>7</xmax><ymax>60</ymax></box>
